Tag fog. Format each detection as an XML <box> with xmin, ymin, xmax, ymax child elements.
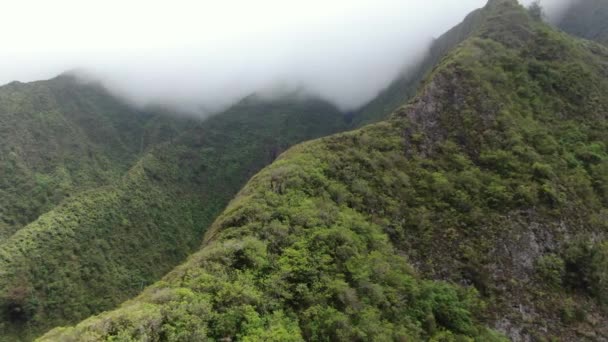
<box><xmin>1</xmin><ymin>0</ymin><xmax>576</xmax><ymax>114</ymax></box>
<box><xmin>532</xmin><ymin>0</ymin><xmax>580</xmax><ymax>23</ymax></box>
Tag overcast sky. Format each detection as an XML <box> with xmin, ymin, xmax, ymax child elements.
<box><xmin>1</xmin><ymin>0</ymin><xmax>574</xmax><ymax>114</ymax></box>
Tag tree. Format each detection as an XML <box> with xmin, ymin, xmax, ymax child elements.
<box><xmin>528</xmin><ymin>1</ymin><xmax>544</xmax><ymax>21</ymax></box>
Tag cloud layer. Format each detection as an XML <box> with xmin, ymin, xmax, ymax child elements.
<box><xmin>1</xmin><ymin>0</ymin><xmax>575</xmax><ymax>114</ymax></box>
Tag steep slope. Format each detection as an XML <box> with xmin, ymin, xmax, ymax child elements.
<box><xmin>0</xmin><ymin>89</ymin><xmax>348</xmax><ymax>340</ymax></box>
<box><xmin>351</xmin><ymin>5</ymin><xmax>486</xmax><ymax>126</ymax></box>
<box><xmin>0</xmin><ymin>6</ymin><xmax>496</xmax><ymax>339</ymax></box>
<box><xmin>42</xmin><ymin>0</ymin><xmax>608</xmax><ymax>341</ymax></box>
<box><xmin>0</xmin><ymin>75</ymin><xmax>189</xmax><ymax>239</ymax></box>
<box><xmin>558</xmin><ymin>0</ymin><xmax>608</xmax><ymax>45</ymax></box>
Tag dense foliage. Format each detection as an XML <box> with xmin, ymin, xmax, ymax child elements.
<box><xmin>41</xmin><ymin>0</ymin><xmax>608</xmax><ymax>341</ymax></box>
<box><xmin>39</xmin><ymin>126</ymin><xmax>506</xmax><ymax>342</ymax></box>
<box><xmin>0</xmin><ymin>85</ymin><xmax>349</xmax><ymax>340</ymax></box>
<box><xmin>0</xmin><ymin>75</ymin><xmax>190</xmax><ymax>239</ymax></box>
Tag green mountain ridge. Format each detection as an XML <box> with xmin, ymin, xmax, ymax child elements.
<box><xmin>0</xmin><ymin>3</ymin><xmax>484</xmax><ymax>337</ymax></box>
<box><xmin>0</xmin><ymin>75</ymin><xmax>190</xmax><ymax>240</ymax></box>
<box><xmin>39</xmin><ymin>0</ymin><xmax>608</xmax><ymax>341</ymax></box>
<box><xmin>0</xmin><ymin>79</ymin><xmax>352</xmax><ymax>340</ymax></box>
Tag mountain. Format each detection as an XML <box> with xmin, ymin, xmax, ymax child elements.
<box><xmin>0</xmin><ymin>75</ymin><xmax>191</xmax><ymax>240</ymax></box>
<box><xmin>354</xmin><ymin>0</ymin><xmax>608</xmax><ymax>128</ymax></box>
<box><xmin>0</xmin><ymin>3</ymin><xmax>495</xmax><ymax>339</ymax></box>
<box><xmin>0</xmin><ymin>79</ymin><xmax>349</xmax><ymax>339</ymax></box>
<box><xmin>41</xmin><ymin>0</ymin><xmax>608</xmax><ymax>341</ymax></box>
<box><xmin>351</xmin><ymin>5</ymin><xmax>486</xmax><ymax>126</ymax></box>
<box><xmin>558</xmin><ymin>0</ymin><xmax>608</xmax><ymax>46</ymax></box>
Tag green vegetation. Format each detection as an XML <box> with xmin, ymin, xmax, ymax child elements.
<box><xmin>0</xmin><ymin>9</ymin><xmax>490</xmax><ymax>338</ymax></box>
<box><xmin>0</xmin><ymin>75</ymin><xmax>190</xmax><ymax>240</ymax></box>
<box><xmin>39</xmin><ymin>124</ymin><xmax>506</xmax><ymax>341</ymax></box>
<box><xmin>40</xmin><ymin>0</ymin><xmax>608</xmax><ymax>340</ymax></box>
<box><xmin>0</xmin><ymin>10</ymin><xmax>512</xmax><ymax>339</ymax></box>
<box><xmin>562</xmin><ymin>240</ymin><xmax>608</xmax><ymax>308</ymax></box>
<box><xmin>352</xmin><ymin>5</ymin><xmax>486</xmax><ymax>126</ymax></box>
<box><xmin>0</xmin><ymin>81</ymin><xmax>350</xmax><ymax>339</ymax></box>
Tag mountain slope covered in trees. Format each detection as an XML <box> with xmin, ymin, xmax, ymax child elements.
<box><xmin>0</xmin><ymin>75</ymin><xmax>191</xmax><ymax>240</ymax></box>
<box><xmin>0</xmin><ymin>3</ymin><xmax>498</xmax><ymax>339</ymax></box>
<box><xmin>0</xmin><ymin>83</ymin><xmax>350</xmax><ymax>340</ymax></box>
<box><xmin>42</xmin><ymin>0</ymin><xmax>608</xmax><ymax>341</ymax></box>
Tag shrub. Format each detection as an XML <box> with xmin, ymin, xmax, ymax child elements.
<box><xmin>535</xmin><ymin>254</ymin><xmax>565</xmax><ymax>288</ymax></box>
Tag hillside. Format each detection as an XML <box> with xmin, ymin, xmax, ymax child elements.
<box><xmin>0</xmin><ymin>75</ymin><xmax>190</xmax><ymax>240</ymax></box>
<box><xmin>41</xmin><ymin>0</ymin><xmax>608</xmax><ymax>341</ymax></box>
<box><xmin>0</xmin><ymin>85</ymin><xmax>349</xmax><ymax>340</ymax></box>
<box><xmin>352</xmin><ymin>6</ymin><xmax>486</xmax><ymax>126</ymax></box>
<box><xmin>0</xmin><ymin>4</ymin><xmax>497</xmax><ymax>339</ymax></box>
<box><xmin>352</xmin><ymin>0</ymin><xmax>608</xmax><ymax>128</ymax></box>
<box><xmin>558</xmin><ymin>0</ymin><xmax>608</xmax><ymax>45</ymax></box>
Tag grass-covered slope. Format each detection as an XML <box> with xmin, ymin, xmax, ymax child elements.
<box><xmin>42</xmin><ymin>0</ymin><xmax>608</xmax><ymax>340</ymax></box>
<box><xmin>0</xmin><ymin>75</ymin><xmax>189</xmax><ymax>239</ymax></box>
<box><xmin>0</xmin><ymin>90</ymin><xmax>348</xmax><ymax>340</ymax></box>
<box><xmin>558</xmin><ymin>0</ymin><xmax>608</xmax><ymax>46</ymax></box>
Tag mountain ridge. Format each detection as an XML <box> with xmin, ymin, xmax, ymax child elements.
<box><xmin>2</xmin><ymin>0</ymin><xmax>607</xmax><ymax>340</ymax></box>
<box><xmin>0</xmin><ymin>2</ymin><xmax>504</xmax><ymax>339</ymax></box>
<box><xmin>41</xmin><ymin>0</ymin><xmax>608</xmax><ymax>340</ymax></box>
<box><xmin>0</xmin><ymin>75</ymin><xmax>191</xmax><ymax>239</ymax></box>
<box><xmin>0</xmin><ymin>77</ymin><xmax>350</xmax><ymax>340</ymax></box>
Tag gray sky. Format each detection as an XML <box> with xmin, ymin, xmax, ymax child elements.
<box><xmin>2</xmin><ymin>0</ymin><xmax>574</xmax><ymax>114</ymax></box>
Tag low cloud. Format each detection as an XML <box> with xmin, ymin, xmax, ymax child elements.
<box><xmin>521</xmin><ymin>0</ymin><xmax>578</xmax><ymax>23</ymax></box>
<box><xmin>1</xmin><ymin>0</ymin><xmax>577</xmax><ymax>115</ymax></box>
